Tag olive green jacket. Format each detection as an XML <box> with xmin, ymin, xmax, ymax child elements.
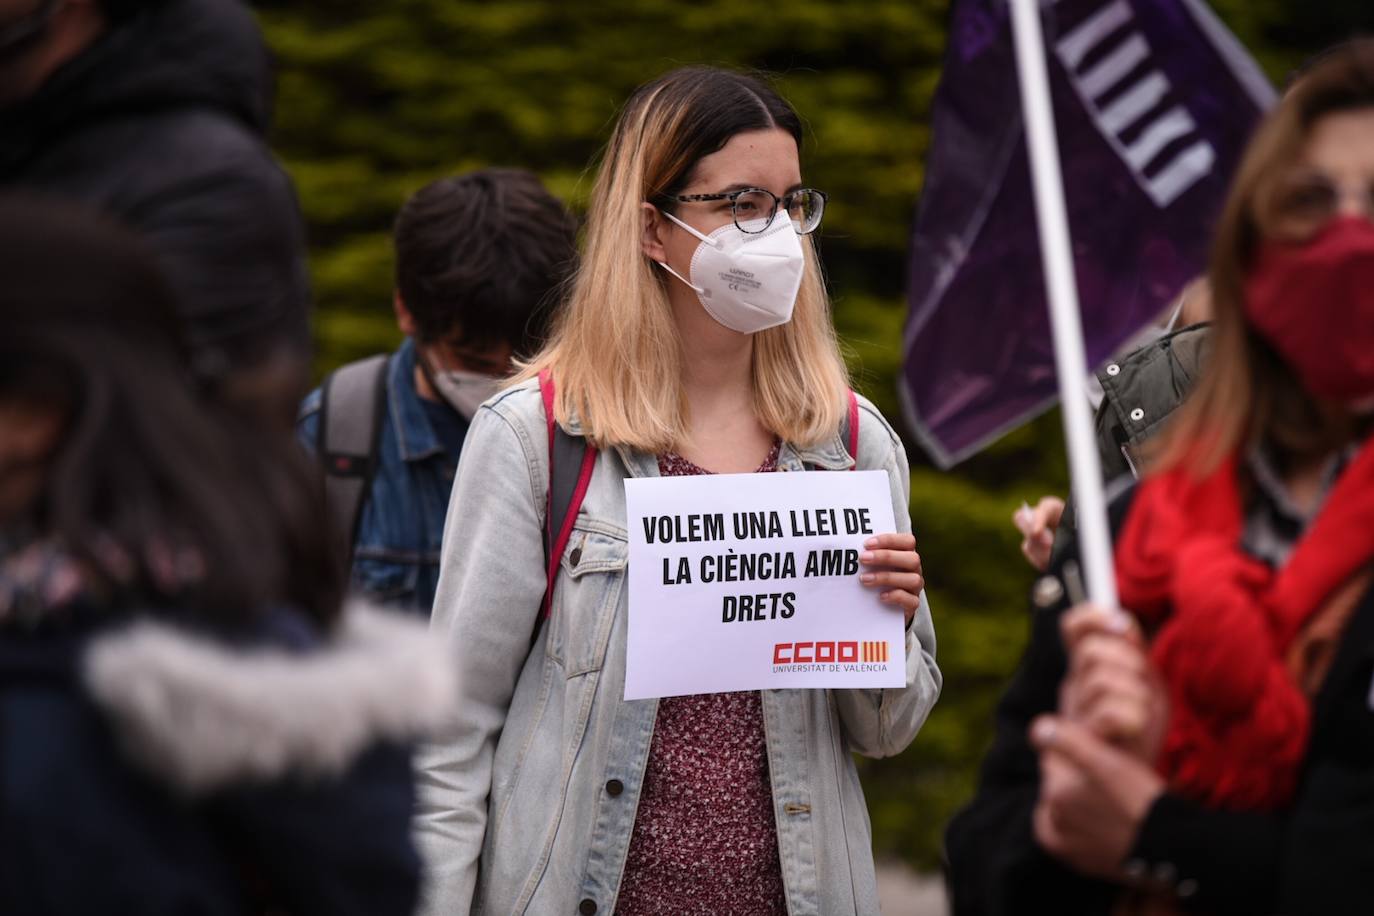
<box><xmin>1093</xmin><ymin>323</ymin><xmax>1211</xmax><ymax>481</ymax></box>
<box><xmin>1052</xmin><ymin>323</ymin><xmax>1210</xmax><ymax>563</ymax></box>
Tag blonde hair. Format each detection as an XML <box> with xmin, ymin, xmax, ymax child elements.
<box><xmin>514</xmin><ymin>67</ymin><xmax>850</xmax><ymax>453</ymax></box>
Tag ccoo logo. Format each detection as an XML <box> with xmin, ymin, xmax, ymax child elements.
<box><xmin>773</xmin><ymin>640</ymin><xmax>889</xmax><ymax>664</ymax></box>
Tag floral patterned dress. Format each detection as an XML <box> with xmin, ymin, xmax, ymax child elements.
<box><xmin>615</xmin><ymin>443</ymin><xmax>787</xmax><ymax>916</ymax></box>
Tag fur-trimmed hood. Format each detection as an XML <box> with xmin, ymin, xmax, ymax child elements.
<box><xmin>83</xmin><ymin>602</ymin><xmax>457</xmax><ymax>796</ymax></box>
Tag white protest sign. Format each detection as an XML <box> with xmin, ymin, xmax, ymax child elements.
<box><xmin>623</xmin><ymin>469</ymin><xmax>905</xmax><ymax>700</ymax></box>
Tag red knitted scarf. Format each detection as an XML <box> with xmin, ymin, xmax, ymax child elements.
<box><xmin>1115</xmin><ymin>437</ymin><xmax>1374</xmax><ymax>810</ymax></box>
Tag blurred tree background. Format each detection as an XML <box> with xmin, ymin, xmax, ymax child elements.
<box><xmin>256</xmin><ymin>0</ymin><xmax>1369</xmax><ymax>871</ymax></box>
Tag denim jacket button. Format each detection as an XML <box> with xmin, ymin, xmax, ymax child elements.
<box><xmin>569</xmin><ymin>546</ymin><xmax>583</xmax><ymax>567</ymax></box>
<box><xmin>579</xmin><ymin>899</ymin><xmax>597</xmax><ymax>915</ymax></box>
<box><xmin>605</xmin><ymin>779</ymin><xmax>624</xmax><ymax>797</ymax></box>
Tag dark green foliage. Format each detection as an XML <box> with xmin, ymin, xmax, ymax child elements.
<box><xmin>259</xmin><ymin>0</ymin><xmax>1359</xmax><ymax>868</ymax></box>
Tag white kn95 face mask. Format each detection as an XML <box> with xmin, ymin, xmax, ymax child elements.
<box><xmin>655</xmin><ymin>211</ymin><xmax>806</xmax><ymax>334</ymax></box>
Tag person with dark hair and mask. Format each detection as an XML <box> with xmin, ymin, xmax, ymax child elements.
<box><xmin>0</xmin><ymin>193</ymin><xmax>453</xmax><ymax>915</ymax></box>
<box><xmin>297</xmin><ymin>168</ymin><xmax>578</xmax><ymax>615</ymax></box>
<box><xmin>0</xmin><ymin>0</ymin><xmax>312</xmax><ymax>426</ymax></box>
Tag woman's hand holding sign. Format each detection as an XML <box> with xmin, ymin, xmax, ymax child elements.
<box><xmin>859</xmin><ymin>533</ymin><xmax>924</xmax><ymax>625</ymax></box>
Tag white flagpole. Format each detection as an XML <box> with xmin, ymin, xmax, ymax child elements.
<box><xmin>1008</xmin><ymin>0</ymin><xmax>1119</xmax><ymax>609</ymax></box>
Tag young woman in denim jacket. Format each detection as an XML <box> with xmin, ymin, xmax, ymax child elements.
<box><xmin>415</xmin><ymin>67</ymin><xmax>943</xmax><ymax>915</ymax></box>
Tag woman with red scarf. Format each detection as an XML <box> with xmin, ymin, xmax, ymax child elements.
<box><xmin>947</xmin><ymin>40</ymin><xmax>1374</xmax><ymax>916</ymax></box>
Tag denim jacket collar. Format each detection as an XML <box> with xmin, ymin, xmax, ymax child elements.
<box><xmin>557</xmin><ymin>390</ymin><xmax>855</xmax><ymax>477</ymax></box>
<box><xmin>389</xmin><ymin>338</ymin><xmax>447</xmax><ymax>464</ymax></box>
<box><xmin>784</xmin><ymin>432</ymin><xmax>855</xmax><ymax>472</ymax></box>
<box><xmin>607</xmin><ymin>429</ymin><xmax>854</xmax><ymax>479</ymax></box>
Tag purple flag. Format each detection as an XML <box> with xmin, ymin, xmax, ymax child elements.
<box><xmin>900</xmin><ymin>0</ymin><xmax>1274</xmax><ymax>468</ymax></box>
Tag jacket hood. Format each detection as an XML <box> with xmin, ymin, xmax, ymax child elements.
<box><xmin>1</xmin><ymin>0</ymin><xmax>273</xmax><ymax>169</ymax></box>
<box><xmin>84</xmin><ymin>602</ymin><xmax>460</xmax><ymax>796</ymax></box>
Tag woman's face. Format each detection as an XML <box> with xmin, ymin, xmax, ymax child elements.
<box><xmin>1245</xmin><ymin>106</ymin><xmax>1374</xmax><ymax>415</ymax></box>
<box><xmin>659</xmin><ymin>127</ymin><xmax>803</xmax><ymax>276</ymax></box>
<box><xmin>0</xmin><ymin>397</ymin><xmax>63</xmax><ymax>525</ymax></box>
<box><xmin>1266</xmin><ymin>107</ymin><xmax>1374</xmax><ymax>242</ymax></box>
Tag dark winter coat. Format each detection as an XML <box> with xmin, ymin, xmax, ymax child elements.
<box><xmin>0</xmin><ymin>601</ymin><xmax>455</xmax><ymax>915</ymax></box>
<box><xmin>0</xmin><ymin>0</ymin><xmax>311</xmax><ymax>379</ymax></box>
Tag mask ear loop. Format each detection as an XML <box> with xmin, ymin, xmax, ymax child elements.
<box><xmin>654</xmin><ymin>259</ymin><xmax>709</xmax><ymax>297</ymax></box>
<box><xmin>660</xmin><ymin>209</ymin><xmax>724</xmax><ymax>248</ymax></box>
<box><xmin>654</xmin><ymin>209</ymin><xmax>723</xmax><ymax>297</ymax></box>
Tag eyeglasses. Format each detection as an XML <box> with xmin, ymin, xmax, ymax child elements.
<box><xmin>1262</xmin><ymin>172</ymin><xmax>1374</xmax><ymax>242</ymax></box>
<box><xmin>669</xmin><ymin>187</ymin><xmax>828</xmax><ymax>235</ymax></box>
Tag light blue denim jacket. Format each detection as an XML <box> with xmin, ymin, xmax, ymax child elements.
<box><xmin>415</xmin><ymin>379</ymin><xmax>942</xmax><ymax>916</ymax></box>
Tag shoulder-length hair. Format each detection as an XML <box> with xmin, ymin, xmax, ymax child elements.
<box><xmin>1153</xmin><ymin>39</ymin><xmax>1374</xmax><ymax>476</ymax></box>
<box><xmin>516</xmin><ymin>66</ymin><xmax>850</xmax><ymax>453</ymax></box>
<box><xmin>1</xmin><ymin>196</ymin><xmax>342</xmax><ymax>629</ymax></box>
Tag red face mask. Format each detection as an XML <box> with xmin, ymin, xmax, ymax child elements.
<box><xmin>1244</xmin><ymin>217</ymin><xmax>1374</xmax><ymax>402</ymax></box>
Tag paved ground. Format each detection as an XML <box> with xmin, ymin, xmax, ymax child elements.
<box><xmin>876</xmin><ymin>861</ymin><xmax>950</xmax><ymax>916</ymax></box>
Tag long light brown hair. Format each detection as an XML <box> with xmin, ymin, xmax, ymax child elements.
<box><xmin>515</xmin><ymin>67</ymin><xmax>850</xmax><ymax>453</ymax></box>
<box><xmin>1154</xmin><ymin>39</ymin><xmax>1374</xmax><ymax>476</ymax></box>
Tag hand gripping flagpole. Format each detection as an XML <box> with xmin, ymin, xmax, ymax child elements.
<box><xmin>1008</xmin><ymin>0</ymin><xmax>1119</xmax><ymax>610</ymax></box>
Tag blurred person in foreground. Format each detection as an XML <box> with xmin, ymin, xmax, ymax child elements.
<box><xmin>0</xmin><ymin>195</ymin><xmax>452</xmax><ymax>915</ymax></box>
<box><xmin>298</xmin><ymin>169</ymin><xmax>577</xmax><ymax>614</ymax></box>
<box><xmin>414</xmin><ymin>66</ymin><xmax>940</xmax><ymax>915</ymax></box>
<box><xmin>946</xmin><ymin>39</ymin><xmax>1374</xmax><ymax>916</ymax></box>
<box><xmin>0</xmin><ymin>0</ymin><xmax>312</xmax><ymax>425</ymax></box>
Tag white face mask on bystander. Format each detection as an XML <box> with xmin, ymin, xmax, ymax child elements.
<box><xmin>428</xmin><ymin>368</ymin><xmax>502</xmax><ymax>420</ymax></box>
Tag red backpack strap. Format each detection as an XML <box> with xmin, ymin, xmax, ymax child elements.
<box><xmin>538</xmin><ymin>370</ymin><xmax>597</xmax><ymax>623</ymax></box>
<box><xmin>846</xmin><ymin>388</ymin><xmax>860</xmax><ymax>470</ymax></box>
<box><xmin>540</xmin><ymin>368</ymin><xmax>557</xmax><ymax>453</ymax></box>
